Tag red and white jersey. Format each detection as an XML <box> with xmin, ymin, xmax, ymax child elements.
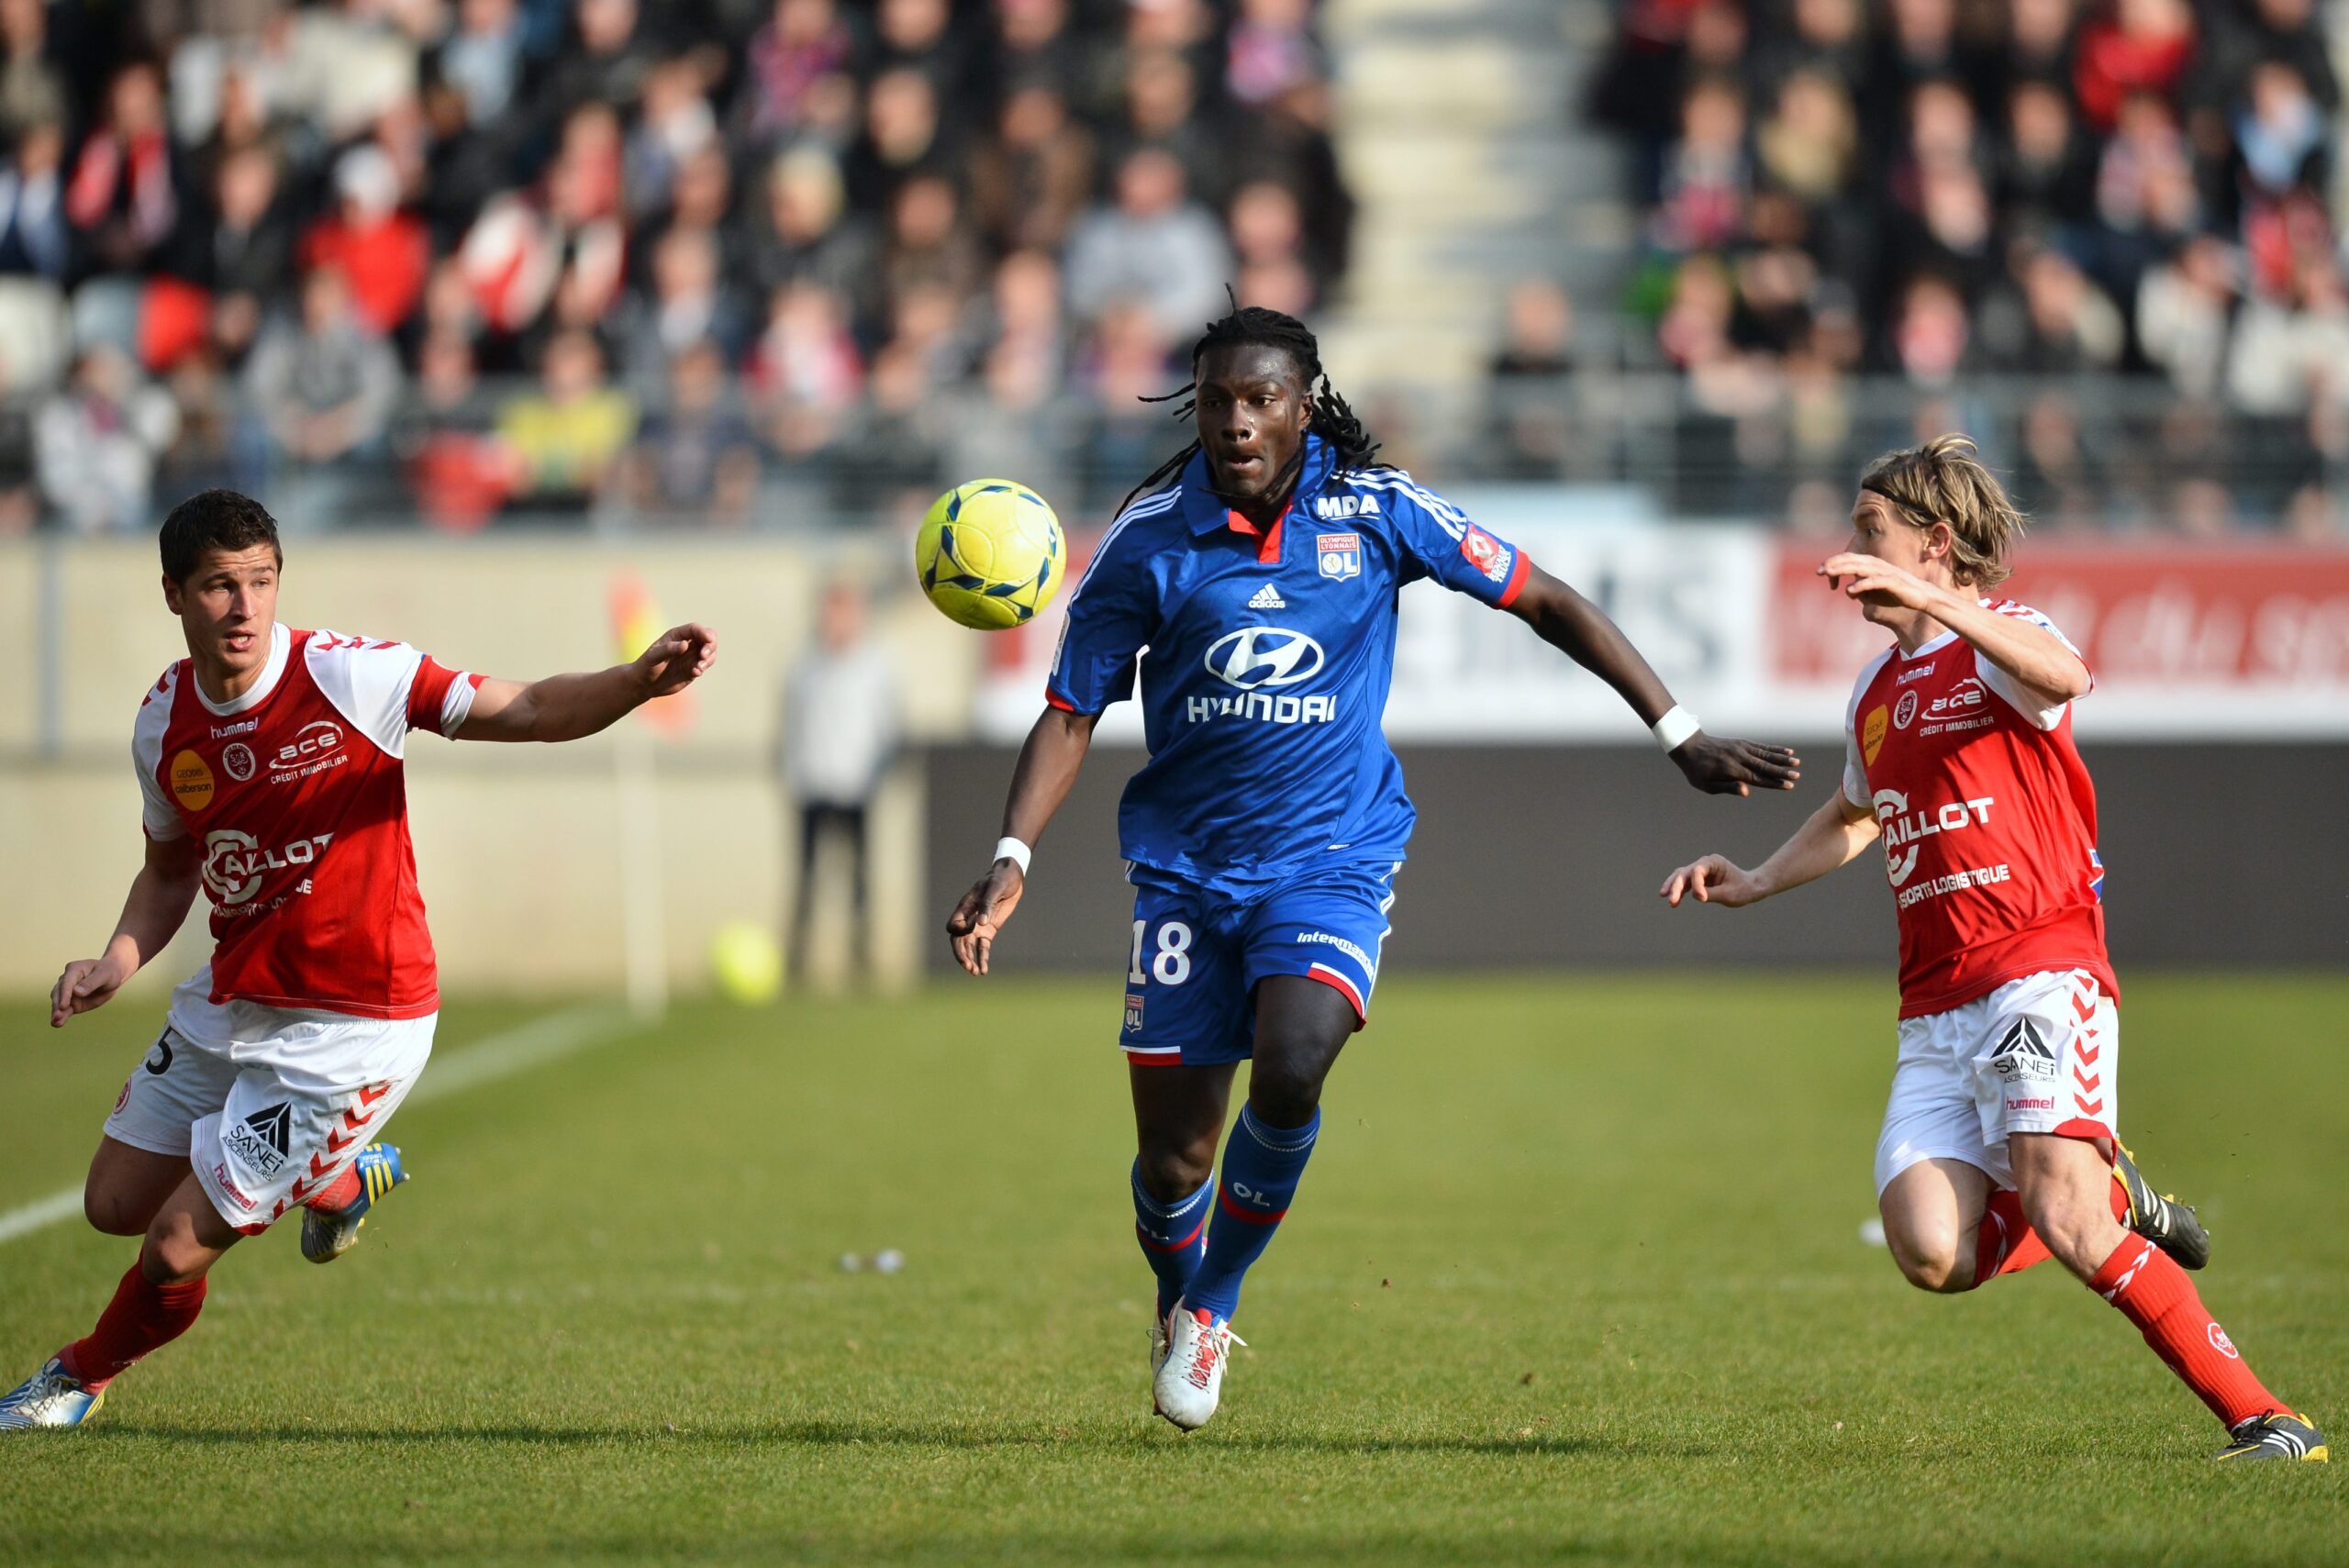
<box><xmin>133</xmin><ymin>624</ymin><xmax>482</xmax><ymax>1020</ymax></box>
<box><xmin>1841</xmin><ymin>600</ymin><xmax>2117</xmax><ymax>1019</ymax></box>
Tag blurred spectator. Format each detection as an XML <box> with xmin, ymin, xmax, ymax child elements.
<box><xmin>1485</xmin><ymin>277</ymin><xmax>1577</xmax><ymax>478</ymax></box>
<box><xmin>748</xmin><ymin>281</ymin><xmax>863</xmax><ymax>457</ymax></box>
<box><xmin>301</xmin><ymin>146</ymin><xmax>431</xmax><ymax>338</ymax></box>
<box><xmin>968</xmin><ymin>83</ymin><xmax>1094</xmax><ymax>254</ymax></box>
<box><xmin>495</xmin><ymin>327</ymin><xmax>635</xmax><ymax>509</ymax></box>
<box><xmin>435</xmin><ymin>0</ymin><xmax>527</xmax><ymax>128</ymax></box>
<box><xmin>1109</xmin><ymin>48</ymin><xmax>1223</xmax><ymax>210</ymax></box>
<box><xmin>778</xmin><ymin>577</ymin><xmax>899</xmax><ymax>987</ymax></box>
<box><xmin>2136</xmin><ymin>234</ymin><xmax>2236</xmax><ymax>398</ymax></box>
<box><xmin>246</xmin><ymin>267</ymin><xmax>402</xmax><ymax>469</ymax></box>
<box><xmin>845</xmin><ymin>66</ymin><xmax>944</xmax><ymax>211</ymax></box>
<box><xmin>741</xmin><ymin>0</ymin><xmax>854</xmax><ymax>144</ymax></box>
<box><xmin>190</xmin><ymin>146</ymin><xmax>296</xmax><ymax>363</ymax></box>
<box><xmin>749</xmin><ymin>147</ymin><xmax>880</xmax><ymax>320</ymax></box>
<box><xmin>625</xmin><ymin>56</ymin><xmax>720</xmax><ymax>221</ymax></box>
<box><xmin>36</xmin><ymin>344</ymin><xmax>178</xmax><ymax>532</ymax></box>
<box><xmin>0</xmin><ymin>0</ymin><xmax>68</xmax><ymax>141</ymax></box>
<box><xmin>624</xmin><ymin>336</ymin><xmax>759</xmax><ymax>522</ymax></box>
<box><xmin>65</xmin><ymin>62</ymin><xmax>179</xmax><ymax>280</ymax></box>
<box><xmin>881</xmin><ymin>173</ymin><xmax>982</xmax><ymax>317</ymax></box>
<box><xmin>1653</xmin><ymin>75</ymin><xmax>1747</xmax><ymax>251</ymax></box>
<box><xmin>2073</xmin><ymin>0</ymin><xmax>2196</xmax><ymax>133</ymax></box>
<box><xmin>0</xmin><ymin>119</ymin><xmax>67</xmax><ymax>280</ymax></box>
<box><xmin>1064</xmin><ymin>148</ymin><xmax>1230</xmax><ymax>337</ymax></box>
<box><xmin>1228</xmin><ymin>0</ymin><xmax>1321</xmax><ymax>107</ymax></box>
<box><xmin>622</xmin><ymin>223</ymin><xmax>751</xmax><ymax>382</ymax></box>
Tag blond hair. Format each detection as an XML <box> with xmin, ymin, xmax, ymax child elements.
<box><xmin>1856</xmin><ymin>433</ymin><xmax>2028</xmax><ymax>590</ymax></box>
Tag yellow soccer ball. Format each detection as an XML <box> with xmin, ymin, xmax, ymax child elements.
<box><xmin>709</xmin><ymin>919</ymin><xmax>783</xmax><ymax>1005</ymax></box>
<box><xmin>914</xmin><ymin>478</ymin><xmax>1065</xmax><ymax>629</ymax></box>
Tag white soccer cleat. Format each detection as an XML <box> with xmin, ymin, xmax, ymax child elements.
<box><xmin>0</xmin><ymin>1357</ymin><xmax>105</xmax><ymax>1430</ymax></box>
<box><xmin>1152</xmin><ymin>1300</ymin><xmax>1243</xmax><ymax>1431</ymax></box>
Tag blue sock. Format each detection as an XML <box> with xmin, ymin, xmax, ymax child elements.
<box><xmin>1131</xmin><ymin>1161</ymin><xmax>1210</xmax><ymax>1319</ymax></box>
<box><xmin>1185</xmin><ymin>1105</ymin><xmax>1320</xmax><ymax>1322</ymax></box>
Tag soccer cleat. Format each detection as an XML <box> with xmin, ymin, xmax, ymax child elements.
<box><xmin>2111</xmin><ymin>1140</ymin><xmax>2210</xmax><ymax>1271</ymax></box>
<box><xmin>0</xmin><ymin>1357</ymin><xmax>105</xmax><ymax>1430</ymax></box>
<box><xmin>1149</xmin><ymin>1307</ymin><xmax>1174</xmax><ymax>1418</ymax></box>
<box><xmin>2216</xmin><ymin>1409</ymin><xmax>2329</xmax><ymax>1462</ymax></box>
<box><xmin>299</xmin><ymin>1143</ymin><xmax>408</xmax><ymax>1264</ymax></box>
<box><xmin>1152</xmin><ymin>1300</ymin><xmax>1244</xmax><ymax>1432</ymax></box>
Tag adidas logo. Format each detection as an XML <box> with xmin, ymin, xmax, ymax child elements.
<box><xmin>1247</xmin><ymin>584</ymin><xmax>1286</xmax><ymax>609</ymax></box>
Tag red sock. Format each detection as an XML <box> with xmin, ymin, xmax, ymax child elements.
<box><xmin>2090</xmin><ymin>1236</ymin><xmax>2281</xmax><ymax>1429</ymax></box>
<box><xmin>58</xmin><ymin>1264</ymin><xmax>208</xmax><ymax>1391</ymax></box>
<box><xmin>1973</xmin><ymin>1188</ymin><xmax>2052</xmax><ymax>1283</ymax></box>
<box><xmin>1973</xmin><ymin>1174</ymin><xmax>2128</xmax><ymax>1286</ymax></box>
<box><xmin>306</xmin><ymin>1164</ymin><xmax>362</xmax><ymax>1213</ymax></box>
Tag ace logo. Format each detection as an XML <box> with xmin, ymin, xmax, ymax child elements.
<box><xmin>1862</xmin><ymin>704</ymin><xmax>1889</xmax><ymax>764</ymax></box>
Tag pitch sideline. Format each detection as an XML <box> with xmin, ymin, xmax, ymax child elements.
<box><xmin>0</xmin><ymin>1006</ymin><xmax>634</xmax><ymax>1249</ymax></box>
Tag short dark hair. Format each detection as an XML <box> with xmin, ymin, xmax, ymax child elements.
<box><xmin>159</xmin><ymin>489</ymin><xmax>283</xmax><ymax>583</ymax></box>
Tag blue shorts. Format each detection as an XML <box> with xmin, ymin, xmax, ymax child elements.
<box><xmin>1119</xmin><ymin>860</ymin><xmax>1399</xmax><ymax>1068</ymax></box>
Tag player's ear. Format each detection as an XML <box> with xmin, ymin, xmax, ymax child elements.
<box><xmin>161</xmin><ymin>573</ymin><xmax>183</xmax><ymax>615</ymax></box>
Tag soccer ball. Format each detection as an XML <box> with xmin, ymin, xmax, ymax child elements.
<box><xmin>914</xmin><ymin>479</ymin><xmax>1065</xmax><ymax>630</ymax></box>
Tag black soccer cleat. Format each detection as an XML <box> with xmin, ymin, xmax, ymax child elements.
<box><xmin>2111</xmin><ymin>1140</ymin><xmax>2210</xmax><ymax>1271</ymax></box>
<box><xmin>2216</xmin><ymin>1409</ymin><xmax>2329</xmax><ymax>1462</ymax></box>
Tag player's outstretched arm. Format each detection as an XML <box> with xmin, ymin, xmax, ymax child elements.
<box><xmin>1505</xmin><ymin>565</ymin><xmax>1801</xmax><ymax>796</ymax></box>
<box><xmin>457</xmin><ymin>622</ymin><xmax>718</xmax><ymax>743</ymax></box>
<box><xmin>1660</xmin><ymin>790</ymin><xmax>1879</xmax><ymax>910</ymax></box>
<box><xmin>1819</xmin><ymin>553</ymin><xmax>2088</xmax><ymax>708</ymax></box>
<box><xmin>946</xmin><ymin>705</ymin><xmax>1097</xmax><ymax>976</ymax></box>
<box><xmin>50</xmin><ymin>833</ymin><xmax>204</xmax><ymax>1028</ymax></box>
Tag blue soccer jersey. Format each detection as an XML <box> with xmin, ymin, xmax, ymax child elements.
<box><xmin>1046</xmin><ymin>433</ymin><xmax>1531</xmax><ymax>895</ymax></box>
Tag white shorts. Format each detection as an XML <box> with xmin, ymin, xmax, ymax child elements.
<box><xmin>1873</xmin><ymin>969</ymin><xmax>2118</xmax><ymax>1195</ymax></box>
<box><xmin>104</xmin><ymin>991</ymin><xmax>433</xmax><ymax>1235</ymax></box>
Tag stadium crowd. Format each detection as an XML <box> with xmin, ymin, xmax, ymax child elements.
<box><xmin>0</xmin><ymin>0</ymin><xmax>1349</xmax><ymax>532</ymax></box>
<box><xmin>1563</xmin><ymin>0</ymin><xmax>2349</xmax><ymax>530</ymax></box>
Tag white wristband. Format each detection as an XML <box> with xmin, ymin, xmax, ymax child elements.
<box><xmin>1651</xmin><ymin>706</ymin><xmax>1701</xmax><ymax>752</ymax></box>
<box><xmin>993</xmin><ymin>837</ymin><xmax>1032</xmax><ymax>876</ymax></box>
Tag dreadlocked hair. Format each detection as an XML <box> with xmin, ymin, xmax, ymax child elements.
<box><xmin>1117</xmin><ymin>303</ymin><xmax>1388</xmax><ymax>516</ymax></box>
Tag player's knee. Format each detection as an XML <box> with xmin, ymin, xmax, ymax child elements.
<box><xmin>83</xmin><ymin>1184</ymin><xmax>150</xmax><ymax>1237</ymax></box>
<box><xmin>1886</xmin><ymin>1225</ymin><xmax>1968</xmax><ymax>1294</ymax></box>
<box><xmin>1245</xmin><ymin>1058</ymin><xmax>1323</xmax><ymax>1128</ymax></box>
<box><xmin>1135</xmin><ymin>1142</ymin><xmax>1215</xmax><ymax>1203</ymax></box>
<box><xmin>2016</xmin><ymin>1186</ymin><xmax>2114</xmax><ymax>1273</ymax></box>
<box><xmin>139</xmin><ymin>1215</ymin><xmax>217</xmax><ymax>1285</ymax></box>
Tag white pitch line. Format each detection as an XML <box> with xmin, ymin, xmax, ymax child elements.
<box><xmin>0</xmin><ymin>1005</ymin><xmax>635</xmax><ymax>1250</ymax></box>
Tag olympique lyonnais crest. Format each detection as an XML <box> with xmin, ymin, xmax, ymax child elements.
<box><xmin>1317</xmin><ymin>533</ymin><xmax>1361</xmax><ymax>581</ymax></box>
<box><xmin>1124</xmin><ymin>994</ymin><xmax>1145</xmax><ymax>1032</ymax></box>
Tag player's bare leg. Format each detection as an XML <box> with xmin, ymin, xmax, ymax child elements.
<box><xmin>1878</xmin><ymin>1156</ymin><xmax>1994</xmax><ymax>1294</ymax></box>
<box><xmin>0</xmin><ymin>1174</ymin><xmax>238</xmax><ymax>1430</ymax></box>
<box><xmin>2009</xmin><ymin>1133</ymin><xmax>2326</xmax><ymax>1462</ymax></box>
<box><xmin>1155</xmin><ymin>977</ymin><xmax>1353</xmax><ymax>1431</ymax></box>
<box><xmin>81</xmin><ymin>1137</ymin><xmax>192</xmax><ymax>1238</ymax></box>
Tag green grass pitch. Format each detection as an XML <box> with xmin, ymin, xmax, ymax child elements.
<box><xmin>0</xmin><ymin>973</ymin><xmax>2342</xmax><ymax>1566</ymax></box>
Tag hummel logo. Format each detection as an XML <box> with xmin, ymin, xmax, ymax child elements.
<box><xmin>1247</xmin><ymin>584</ymin><xmax>1286</xmax><ymax>610</ymax></box>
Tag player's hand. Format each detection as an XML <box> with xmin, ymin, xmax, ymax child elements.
<box><xmin>634</xmin><ymin>623</ymin><xmax>718</xmax><ymax>698</ymax></box>
<box><xmin>946</xmin><ymin>860</ymin><xmax>1026</xmax><ymax>976</ymax></box>
<box><xmin>1670</xmin><ymin>733</ymin><xmax>1800</xmax><ymax>796</ymax></box>
<box><xmin>1660</xmin><ymin>855</ymin><xmax>1764</xmax><ymax>908</ymax></box>
<box><xmin>50</xmin><ymin>953</ymin><xmax>131</xmax><ymax>1028</ymax></box>
<box><xmin>1819</xmin><ymin>553</ymin><xmax>1939</xmax><ymax>612</ymax></box>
